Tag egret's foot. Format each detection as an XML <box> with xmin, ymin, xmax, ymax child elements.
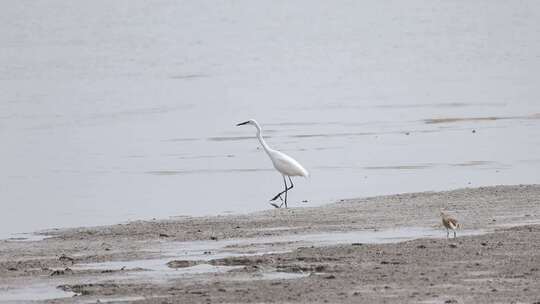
<box><xmin>270</xmin><ymin>193</ymin><xmax>282</xmax><ymax>201</ymax></box>
<box><xmin>269</xmin><ymin>202</ymin><xmax>281</xmax><ymax>209</ymax></box>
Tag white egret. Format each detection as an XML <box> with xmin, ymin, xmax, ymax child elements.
<box><xmin>236</xmin><ymin>119</ymin><xmax>309</xmax><ymax>208</ymax></box>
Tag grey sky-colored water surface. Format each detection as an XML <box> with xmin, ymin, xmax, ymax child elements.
<box><xmin>1</xmin><ymin>0</ymin><xmax>540</xmax><ymax>238</ymax></box>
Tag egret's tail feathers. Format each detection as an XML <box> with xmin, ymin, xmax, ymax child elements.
<box><xmin>299</xmin><ymin>166</ymin><xmax>309</xmax><ymax>178</ymax></box>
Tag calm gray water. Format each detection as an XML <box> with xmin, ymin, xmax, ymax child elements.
<box><xmin>1</xmin><ymin>0</ymin><xmax>540</xmax><ymax>238</ymax></box>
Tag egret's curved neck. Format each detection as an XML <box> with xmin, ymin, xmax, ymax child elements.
<box><xmin>254</xmin><ymin>122</ymin><xmax>272</xmax><ymax>155</ymax></box>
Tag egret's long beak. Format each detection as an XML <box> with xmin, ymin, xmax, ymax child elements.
<box><xmin>236</xmin><ymin>121</ymin><xmax>249</xmax><ymax>126</ymax></box>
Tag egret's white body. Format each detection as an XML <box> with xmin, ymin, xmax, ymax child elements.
<box><xmin>266</xmin><ymin>149</ymin><xmax>309</xmax><ymax>177</ymax></box>
<box><xmin>237</xmin><ymin>119</ymin><xmax>308</xmax><ymax>207</ymax></box>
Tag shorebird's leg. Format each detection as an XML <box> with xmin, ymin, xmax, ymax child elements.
<box><xmin>446</xmin><ymin>229</ymin><xmax>449</xmax><ymax>238</ymax></box>
<box><xmin>453</xmin><ymin>230</ymin><xmax>456</xmax><ymax>238</ymax></box>
<box><xmin>270</xmin><ymin>176</ymin><xmax>293</xmax><ymax>202</ymax></box>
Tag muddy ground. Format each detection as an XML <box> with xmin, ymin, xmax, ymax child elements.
<box><xmin>1</xmin><ymin>184</ymin><xmax>540</xmax><ymax>303</ymax></box>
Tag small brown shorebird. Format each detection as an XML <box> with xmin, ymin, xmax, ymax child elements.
<box><xmin>440</xmin><ymin>210</ymin><xmax>460</xmax><ymax>238</ymax></box>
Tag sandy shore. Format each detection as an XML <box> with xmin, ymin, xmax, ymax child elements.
<box><xmin>1</xmin><ymin>184</ymin><xmax>540</xmax><ymax>303</ymax></box>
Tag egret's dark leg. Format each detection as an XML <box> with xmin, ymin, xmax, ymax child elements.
<box><xmin>284</xmin><ymin>180</ymin><xmax>288</xmax><ymax>208</ymax></box>
<box><xmin>270</xmin><ymin>176</ymin><xmax>293</xmax><ymax>202</ymax></box>
<box><xmin>285</xmin><ymin>177</ymin><xmax>294</xmax><ymax>208</ymax></box>
<box><xmin>279</xmin><ymin>176</ymin><xmax>287</xmax><ymax>208</ymax></box>
<box><xmin>271</xmin><ymin>176</ymin><xmax>288</xmax><ymax>208</ymax></box>
<box><xmin>288</xmin><ymin>176</ymin><xmax>294</xmax><ymax>190</ymax></box>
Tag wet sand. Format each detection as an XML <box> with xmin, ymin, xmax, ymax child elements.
<box><xmin>1</xmin><ymin>184</ymin><xmax>540</xmax><ymax>303</ymax></box>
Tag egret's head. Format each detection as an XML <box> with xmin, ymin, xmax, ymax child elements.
<box><xmin>236</xmin><ymin>119</ymin><xmax>258</xmax><ymax>127</ymax></box>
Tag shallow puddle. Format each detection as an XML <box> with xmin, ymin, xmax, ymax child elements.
<box><xmin>73</xmin><ymin>260</ymin><xmax>241</xmax><ymax>283</ymax></box>
<box><xmin>2</xmin><ymin>233</ymin><xmax>49</xmax><ymax>242</ymax></box>
<box><xmin>78</xmin><ymin>296</ymin><xmax>146</xmax><ymax>303</ymax></box>
<box><xmin>0</xmin><ymin>284</ymin><xmax>76</xmax><ymax>302</ymax></box>
<box><xmin>159</xmin><ymin>226</ymin><xmax>483</xmax><ymax>256</ymax></box>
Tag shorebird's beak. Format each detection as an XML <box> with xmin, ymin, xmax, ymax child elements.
<box><xmin>236</xmin><ymin>121</ymin><xmax>249</xmax><ymax>126</ymax></box>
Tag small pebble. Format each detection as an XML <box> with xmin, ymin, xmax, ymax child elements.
<box><xmin>324</xmin><ymin>275</ymin><xmax>336</xmax><ymax>279</ymax></box>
